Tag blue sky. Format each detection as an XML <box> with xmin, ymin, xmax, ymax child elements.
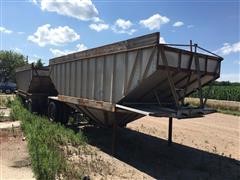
<box><xmin>0</xmin><ymin>0</ymin><xmax>239</xmax><ymax>82</ymax></box>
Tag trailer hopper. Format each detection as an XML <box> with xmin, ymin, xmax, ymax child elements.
<box><xmin>48</xmin><ymin>32</ymin><xmax>223</xmax><ymax>127</ymax></box>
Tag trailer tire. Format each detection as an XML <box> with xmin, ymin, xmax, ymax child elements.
<box><xmin>48</xmin><ymin>101</ymin><xmax>58</xmax><ymax>122</ymax></box>
<box><xmin>48</xmin><ymin>101</ymin><xmax>69</xmax><ymax>124</ymax></box>
<box><xmin>5</xmin><ymin>89</ymin><xmax>12</xmax><ymax>94</ymax></box>
<box><xmin>58</xmin><ymin>103</ymin><xmax>69</xmax><ymax>125</ymax></box>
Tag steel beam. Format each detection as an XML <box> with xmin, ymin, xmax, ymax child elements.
<box><xmin>194</xmin><ymin>45</ymin><xmax>204</xmax><ymax>107</ymax></box>
<box><xmin>168</xmin><ymin>117</ymin><xmax>173</xmax><ymax>146</ymax></box>
<box><xmin>112</xmin><ymin>114</ymin><xmax>117</xmax><ymax>156</ymax></box>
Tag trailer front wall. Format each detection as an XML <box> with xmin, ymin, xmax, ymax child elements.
<box><xmin>16</xmin><ymin>69</ymin><xmax>32</xmax><ymax>93</ymax></box>
<box><xmin>16</xmin><ymin>65</ymin><xmax>57</xmax><ymax>95</ymax></box>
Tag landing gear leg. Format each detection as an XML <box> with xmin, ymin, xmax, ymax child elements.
<box><xmin>168</xmin><ymin>117</ymin><xmax>173</xmax><ymax>146</ymax></box>
<box><xmin>112</xmin><ymin>115</ymin><xmax>117</xmax><ymax>156</ymax></box>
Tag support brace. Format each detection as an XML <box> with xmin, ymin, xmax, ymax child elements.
<box><xmin>168</xmin><ymin>117</ymin><xmax>173</xmax><ymax>146</ymax></box>
<box><xmin>112</xmin><ymin>117</ymin><xmax>117</xmax><ymax>156</ymax></box>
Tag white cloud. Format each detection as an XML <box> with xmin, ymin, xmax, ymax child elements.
<box><xmin>76</xmin><ymin>43</ymin><xmax>87</xmax><ymax>51</ymax></box>
<box><xmin>50</xmin><ymin>43</ymin><xmax>87</xmax><ymax>57</ymax></box>
<box><xmin>218</xmin><ymin>73</ymin><xmax>240</xmax><ymax>82</ymax></box>
<box><xmin>173</xmin><ymin>21</ymin><xmax>184</xmax><ymax>27</ymax></box>
<box><xmin>139</xmin><ymin>13</ymin><xmax>170</xmax><ymax>30</ymax></box>
<box><xmin>29</xmin><ymin>0</ymin><xmax>37</xmax><ymax>5</ymax></box>
<box><xmin>28</xmin><ymin>54</ymin><xmax>43</xmax><ymax>64</ymax></box>
<box><xmin>0</xmin><ymin>26</ymin><xmax>13</xmax><ymax>34</ymax></box>
<box><xmin>13</xmin><ymin>48</ymin><xmax>23</xmax><ymax>53</ymax></box>
<box><xmin>115</xmin><ymin>19</ymin><xmax>133</xmax><ymax>30</ymax></box>
<box><xmin>28</xmin><ymin>24</ymin><xmax>80</xmax><ymax>47</ymax></box>
<box><xmin>33</xmin><ymin>54</ymin><xmax>41</xmax><ymax>59</ymax></box>
<box><xmin>112</xmin><ymin>28</ymin><xmax>136</xmax><ymax>35</ymax></box>
<box><xmin>17</xmin><ymin>31</ymin><xmax>25</xmax><ymax>35</ymax></box>
<box><xmin>38</xmin><ymin>0</ymin><xmax>99</xmax><ymax>21</ymax></box>
<box><xmin>215</xmin><ymin>42</ymin><xmax>240</xmax><ymax>55</ymax></box>
<box><xmin>187</xmin><ymin>25</ymin><xmax>194</xmax><ymax>28</ymax></box>
<box><xmin>159</xmin><ymin>37</ymin><xmax>166</xmax><ymax>44</ymax></box>
<box><xmin>112</xmin><ymin>18</ymin><xmax>136</xmax><ymax>35</ymax></box>
<box><xmin>89</xmin><ymin>23</ymin><xmax>109</xmax><ymax>32</ymax></box>
<box><xmin>27</xmin><ymin>59</ymin><xmax>36</xmax><ymax>64</ymax></box>
<box><xmin>50</xmin><ymin>48</ymin><xmax>70</xmax><ymax>57</ymax></box>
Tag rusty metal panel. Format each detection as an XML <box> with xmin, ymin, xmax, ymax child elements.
<box><xmin>114</xmin><ymin>53</ymin><xmax>125</xmax><ymax>102</ymax></box>
<box><xmin>164</xmin><ymin>51</ymin><xmax>179</xmax><ymax>67</ymax></box>
<box><xmin>95</xmin><ymin>56</ymin><xmax>104</xmax><ymax>101</ymax></box>
<box><xmin>16</xmin><ymin>69</ymin><xmax>32</xmax><ymax>93</ymax></box>
<box><xmin>65</xmin><ymin>63</ymin><xmax>70</xmax><ymax>96</ymax></box>
<box><xmin>49</xmin><ymin>32</ymin><xmax>160</xmax><ymax>65</ymax></box>
<box><xmin>61</xmin><ymin>63</ymin><xmax>65</xmax><ymax>94</ymax></box>
<box><xmin>180</xmin><ymin>54</ymin><xmax>190</xmax><ymax>69</ymax></box>
<box><xmin>70</xmin><ymin>62</ymin><xmax>75</xmax><ymax>96</ymax></box>
<box><xmin>82</xmin><ymin>60</ymin><xmax>87</xmax><ymax>97</ymax></box>
<box><xmin>160</xmin><ymin>46</ymin><xmax>220</xmax><ymax>74</ymax></box>
<box><xmin>104</xmin><ymin>54</ymin><xmax>114</xmax><ymax>102</ymax></box>
<box><xmin>48</xmin><ymin>33</ymin><xmax>222</xmax><ymax>126</ymax></box>
<box><xmin>198</xmin><ymin>57</ymin><xmax>206</xmax><ymax>71</ymax></box>
<box><xmin>16</xmin><ymin>64</ymin><xmax>57</xmax><ymax>95</ymax></box>
<box><xmin>53</xmin><ymin>95</ymin><xmax>115</xmax><ymax>112</ymax></box>
<box><xmin>207</xmin><ymin>59</ymin><xmax>218</xmax><ymax>72</ymax></box>
<box><xmin>88</xmin><ymin>59</ymin><xmax>94</xmax><ymax>99</ymax></box>
<box><xmin>185</xmin><ymin>75</ymin><xmax>213</xmax><ymax>95</ymax></box>
<box><xmin>49</xmin><ymin>36</ymin><xmax>221</xmax><ymax>106</ymax></box>
<box><xmin>50</xmin><ymin>45</ymin><xmax>159</xmax><ymax>104</ymax></box>
<box><xmin>76</xmin><ymin>61</ymin><xmax>81</xmax><ymax>97</ymax></box>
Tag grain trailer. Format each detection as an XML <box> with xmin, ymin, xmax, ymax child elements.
<box><xmin>48</xmin><ymin>32</ymin><xmax>223</xmax><ymax>137</ymax></box>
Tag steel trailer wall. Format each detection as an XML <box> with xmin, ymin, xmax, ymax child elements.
<box><xmin>15</xmin><ymin>64</ymin><xmax>33</xmax><ymax>93</ymax></box>
<box><xmin>50</xmin><ymin>33</ymin><xmax>160</xmax><ymax>103</ymax></box>
<box><xmin>16</xmin><ymin>64</ymin><xmax>57</xmax><ymax>95</ymax></box>
<box><xmin>49</xmin><ymin>32</ymin><xmax>221</xmax><ymax>126</ymax></box>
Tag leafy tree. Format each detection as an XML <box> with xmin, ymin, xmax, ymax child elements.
<box><xmin>0</xmin><ymin>50</ymin><xmax>28</xmax><ymax>82</ymax></box>
<box><xmin>34</xmin><ymin>59</ymin><xmax>44</xmax><ymax>68</ymax></box>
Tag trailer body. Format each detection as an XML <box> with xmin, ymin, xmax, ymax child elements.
<box><xmin>48</xmin><ymin>32</ymin><xmax>222</xmax><ymax>126</ymax></box>
<box><xmin>15</xmin><ymin>64</ymin><xmax>57</xmax><ymax>112</ymax></box>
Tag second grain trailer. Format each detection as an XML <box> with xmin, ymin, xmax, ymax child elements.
<box><xmin>16</xmin><ymin>64</ymin><xmax>57</xmax><ymax>113</ymax></box>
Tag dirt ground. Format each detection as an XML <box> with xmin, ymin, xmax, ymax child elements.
<box><xmin>0</xmin><ymin>101</ymin><xmax>34</xmax><ymax>180</ymax></box>
<box><xmin>0</xmin><ymin>103</ymin><xmax>239</xmax><ymax>179</ymax></box>
<box><xmin>0</xmin><ymin>128</ymin><xmax>34</xmax><ymax>180</ymax></box>
<box><xmin>129</xmin><ymin>113</ymin><xmax>240</xmax><ymax>160</ymax></box>
<box><xmin>69</xmin><ymin>113</ymin><xmax>240</xmax><ymax>180</ymax></box>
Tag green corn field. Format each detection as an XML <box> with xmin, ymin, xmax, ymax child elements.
<box><xmin>190</xmin><ymin>85</ymin><xmax>240</xmax><ymax>102</ymax></box>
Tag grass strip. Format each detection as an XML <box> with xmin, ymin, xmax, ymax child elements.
<box><xmin>10</xmin><ymin>98</ymin><xmax>87</xmax><ymax>179</ymax></box>
<box><xmin>185</xmin><ymin>98</ymin><xmax>240</xmax><ymax>116</ymax></box>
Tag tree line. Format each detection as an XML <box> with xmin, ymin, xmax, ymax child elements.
<box><xmin>0</xmin><ymin>50</ymin><xmax>44</xmax><ymax>82</ymax></box>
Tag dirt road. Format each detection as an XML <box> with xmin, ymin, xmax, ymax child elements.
<box><xmin>0</xmin><ymin>128</ymin><xmax>34</xmax><ymax>180</ymax></box>
<box><xmin>128</xmin><ymin>113</ymin><xmax>240</xmax><ymax>160</ymax></box>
